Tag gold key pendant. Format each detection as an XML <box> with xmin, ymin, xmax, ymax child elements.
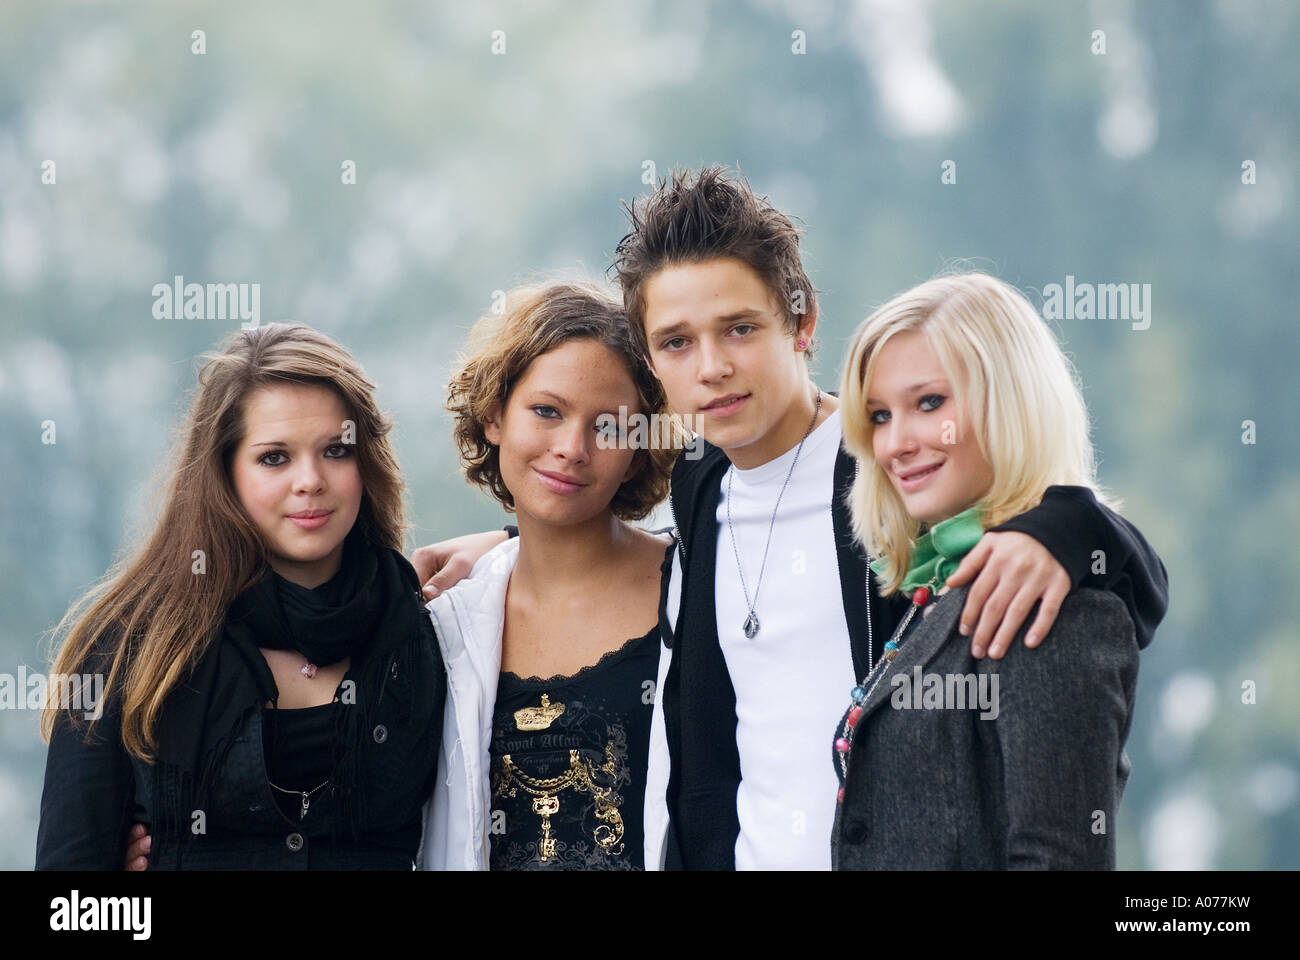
<box><xmin>533</xmin><ymin>793</ymin><xmax>559</xmax><ymax>860</ymax></box>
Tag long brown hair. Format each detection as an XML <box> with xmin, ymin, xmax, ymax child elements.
<box><xmin>40</xmin><ymin>323</ymin><xmax>407</xmax><ymax>759</ymax></box>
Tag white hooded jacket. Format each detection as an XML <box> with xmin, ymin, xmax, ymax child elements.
<box><xmin>415</xmin><ymin>536</ymin><xmax>520</xmax><ymax>870</ymax></box>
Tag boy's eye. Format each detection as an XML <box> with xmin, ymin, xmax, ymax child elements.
<box><xmin>869</xmin><ymin>409</ymin><xmax>890</xmax><ymax>426</ymax></box>
<box><xmin>730</xmin><ymin>323</ymin><xmax>755</xmax><ymax>337</ymax></box>
<box><xmin>259</xmin><ymin>451</ymin><xmax>288</xmax><ymax>466</ymax></box>
<box><xmin>919</xmin><ymin>394</ymin><xmax>946</xmax><ymax>412</ymax></box>
<box><xmin>661</xmin><ymin>337</ymin><xmax>687</xmax><ymax>352</ymax></box>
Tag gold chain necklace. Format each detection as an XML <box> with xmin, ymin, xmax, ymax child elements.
<box><xmin>494</xmin><ymin>744</ymin><xmax>625</xmax><ymax>861</ymax></box>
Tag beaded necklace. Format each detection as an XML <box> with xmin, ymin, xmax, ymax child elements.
<box><xmin>832</xmin><ymin>578</ymin><xmax>937</xmax><ymax>801</ymax></box>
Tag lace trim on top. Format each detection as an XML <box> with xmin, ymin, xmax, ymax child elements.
<box><xmin>500</xmin><ymin>625</ymin><xmax>659</xmax><ymax>687</ymax></box>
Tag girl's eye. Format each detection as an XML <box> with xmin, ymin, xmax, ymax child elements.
<box><xmin>599</xmin><ymin>412</ymin><xmax>630</xmax><ymax>438</ymax></box>
<box><xmin>919</xmin><ymin>394</ymin><xmax>946</xmax><ymax>412</ymax></box>
<box><xmin>532</xmin><ymin>405</ymin><xmax>559</xmax><ymax>419</ymax></box>
<box><xmin>869</xmin><ymin>409</ymin><xmax>890</xmax><ymax>426</ymax></box>
<box><xmin>259</xmin><ymin>451</ymin><xmax>288</xmax><ymax>467</ymax></box>
<box><xmin>325</xmin><ymin>443</ymin><xmax>353</xmax><ymax>459</ymax></box>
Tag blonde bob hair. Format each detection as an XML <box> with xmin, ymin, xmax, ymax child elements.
<box><xmin>840</xmin><ymin>271</ymin><xmax>1115</xmax><ymax>595</ymax></box>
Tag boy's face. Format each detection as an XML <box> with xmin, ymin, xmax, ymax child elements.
<box><xmin>641</xmin><ymin>257</ymin><xmax>817</xmax><ymax>469</ymax></box>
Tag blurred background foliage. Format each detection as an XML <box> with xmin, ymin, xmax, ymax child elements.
<box><xmin>1</xmin><ymin>0</ymin><xmax>1295</xmax><ymax>869</ymax></box>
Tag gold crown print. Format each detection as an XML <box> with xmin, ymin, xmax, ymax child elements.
<box><xmin>514</xmin><ymin>693</ymin><xmax>566</xmax><ymax>731</ymax></box>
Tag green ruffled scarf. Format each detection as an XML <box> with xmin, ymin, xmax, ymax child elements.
<box><xmin>869</xmin><ymin>506</ymin><xmax>986</xmax><ymax>594</ymax></box>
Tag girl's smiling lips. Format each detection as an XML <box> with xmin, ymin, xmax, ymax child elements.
<box><xmin>534</xmin><ymin>468</ymin><xmax>588</xmax><ymax>494</ymax></box>
<box><xmin>286</xmin><ymin>508</ymin><xmax>333</xmax><ymax>530</ymax></box>
<box><xmin>896</xmin><ymin>461</ymin><xmax>943</xmax><ymax>490</ymax></box>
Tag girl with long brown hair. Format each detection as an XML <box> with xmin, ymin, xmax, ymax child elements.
<box><xmin>36</xmin><ymin>323</ymin><xmax>446</xmax><ymax>869</ymax></box>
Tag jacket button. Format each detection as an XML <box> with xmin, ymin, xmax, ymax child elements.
<box><xmin>372</xmin><ymin>724</ymin><xmax>388</xmax><ymax>744</ymax></box>
<box><xmin>842</xmin><ymin>819</ymin><xmax>868</xmax><ymax>844</ymax></box>
<box><xmin>285</xmin><ymin>832</ymin><xmax>304</xmax><ymax>852</ymax></box>
<box><xmin>390</xmin><ymin>661</ymin><xmax>398</xmax><ymax>680</ymax></box>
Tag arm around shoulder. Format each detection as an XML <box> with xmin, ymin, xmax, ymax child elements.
<box><xmin>994</xmin><ymin>485</ymin><xmax>1169</xmax><ymax>649</ymax></box>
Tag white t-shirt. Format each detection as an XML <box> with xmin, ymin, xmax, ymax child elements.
<box><xmin>657</xmin><ymin>409</ymin><xmax>854</xmax><ymax>870</ymax></box>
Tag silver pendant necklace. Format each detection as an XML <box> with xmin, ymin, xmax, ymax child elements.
<box><xmin>726</xmin><ymin>389</ymin><xmax>822</xmax><ymax>639</ymax></box>
<box><xmin>268</xmin><ymin>777</ymin><xmax>330</xmax><ymax>821</ymax></box>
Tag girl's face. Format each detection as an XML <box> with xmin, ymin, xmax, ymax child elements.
<box><xmin>865</xmin><ymin>329</ymin><xmax>994</xmax><ymax>525</ymax></box>
<box><xmin>485</xmin><ymin>339</ymin><xmax>642</xmax><ymax>529</ymax></box>
<box><xmin>230</xmin><ymin>382</ymin><xmax>363</xmax><ymax>588</ymax></box>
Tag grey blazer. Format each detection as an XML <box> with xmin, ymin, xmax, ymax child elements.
<box><xmin>831</xmin><ymin>586</ymin><xmax>1139</xmax><ymax>870</ymax></box>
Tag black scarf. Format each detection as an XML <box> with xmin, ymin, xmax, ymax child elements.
<box><xmin>151</xmin><ymin>528</ymin><xmax>428</xmax><ymax>863</ymax></box>
<box><xmin>238</xmin><ymin>527</ymin><xmax>382</xmax><ymax>671</ymax></box>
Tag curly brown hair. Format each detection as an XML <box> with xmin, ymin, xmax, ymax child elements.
<box><xmin>447</xmin><ymin>281</ymin><xmax>678</xmax><ymax>520</ymax></box>
<box><xmin>611</xmin><ymin>164</ymin><xmax>819</xmax><ymax>358</ymax></box>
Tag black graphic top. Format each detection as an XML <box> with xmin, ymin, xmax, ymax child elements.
<box><xmin>489</xmin><ymin>626</ymin><xmax>659</xmax><ymax>871</ymax></box>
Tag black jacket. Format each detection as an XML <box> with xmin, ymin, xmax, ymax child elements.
<box><xmin>657</xmin><ymin>440</ymin><xmax>1168</xmax><ymax>870</ymax></box>
<box><xmin>35</xmin><ymin>556</ymin><xmax>446</xmax><ymax>871</ymax></box>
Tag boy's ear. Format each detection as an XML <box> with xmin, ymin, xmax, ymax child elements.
<box><xmin>796</xmin><ymin>305</ymin><xmax>819</xmax><ymax>350</ymax></box>
<box><xmin>642</xmin><ymin>352</ymin><xmax>660</xmax><ymax>379</ymax></box>
<box><xmin>483</xmin><ymin>402</ymin><xmax>503</xmax><ymax>445</ymax></box>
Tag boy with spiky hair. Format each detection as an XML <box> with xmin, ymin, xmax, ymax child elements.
<box><xmin>612</xmin><ymin>165</ymin><xmax>1166</xmax><ymax>870</ymax></box>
